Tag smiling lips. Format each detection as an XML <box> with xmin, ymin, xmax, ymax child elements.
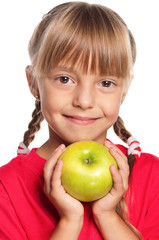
<box><xmin>64</xmin><ymin>115</ymin><xmax>99</xmax><ymax>126</ymax></box>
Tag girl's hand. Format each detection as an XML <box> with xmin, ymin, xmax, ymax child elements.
<box><xmin>43</xmin><ymin>144</ymin><xmax>84</xmax><ymax>222</ymax></box>
<box><xmin>92</xmin><ymin>140</ymin><xmax>130</xmax><ymax>218</ymax></box>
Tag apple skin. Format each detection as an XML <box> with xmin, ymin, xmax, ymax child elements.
<box><xmin>58</xmin><ymin>141</ymin><xmax>118</xmax><ymax>202</ymax></box>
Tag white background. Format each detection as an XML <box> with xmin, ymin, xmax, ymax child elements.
<box><xmin>0</xmin><ymin>0</ymin><xmax>159</xmax><ymax>166</ymax></box>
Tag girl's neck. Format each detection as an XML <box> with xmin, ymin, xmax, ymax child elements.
<box><xmin>36</xmin><ymin>127</ymin><xmax>107</xmax><ymax>160</ymax></box>
<box><xmin>36</xmin><ymin>129</ymin><xmax>68</xmax><ymax>159</ymax></box>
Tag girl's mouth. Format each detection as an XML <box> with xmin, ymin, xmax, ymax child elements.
<box><xmin>63</xmin><ymin>115</ymin><xmax>99</xmax><ymax>126</ymax></box>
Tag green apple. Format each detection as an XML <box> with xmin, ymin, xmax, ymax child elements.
<box><xmin>59</xmin><ymin>141</ymin><xmax>118</xmax><ymax>202</ymax></box>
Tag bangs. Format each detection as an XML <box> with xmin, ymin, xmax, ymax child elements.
<box><xmin>33</xmin><ymin>3</ymin><xmax>133</xmax><ymax>80</ymax></box>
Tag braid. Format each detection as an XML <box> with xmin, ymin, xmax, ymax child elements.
<box><xmin>113</xmin><ymin>117</ymin><xmax>142</xmax><ymax>239</ymax></box>
<box><xmin>113</xmin><ymin>116</ymin><xmax>136</xmax><ymax>173</ymax></box>
<box><xmin>23</xmin><ymin>100</ymin><xmax>44</xmax><ymax>147</ymax></box>
<box><xmin>116</xmin><ymin>198</ymin><xmax>143</xmax><ymax>239</ymax></box>
<box><xmin>113</xmin><ymin>116</ymin><xmax>131</xmax><ymax>143</ymax></box>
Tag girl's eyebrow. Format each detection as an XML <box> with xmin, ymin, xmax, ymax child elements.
<box><xmin>49</xmin><ymin>66</ymin><xmax>122</xmax><ymax>82</ymax></box>
<box><xmin>50</xmin><ymin>66</ymin><xmax>76</xmax><ymax>74</ymax></box>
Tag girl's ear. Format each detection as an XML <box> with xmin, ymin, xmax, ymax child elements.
<box><xmin>121</xmin><ymin>91</ymin><xmax>127</xmax><ymax>104</ymax></box>
<box><xmin>121</xmin><ymin>85</ymin><xmax>129</xmax><ymax>104</ymax></box>
<box><xmin>26</xmin><ymin>66</ymin><xmax>40</xmax><ymax>100</ymax></box>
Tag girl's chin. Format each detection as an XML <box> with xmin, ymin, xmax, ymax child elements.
<box><xmin>60</xmin><ymin>135</ymin><xmax>105</xmax><ymax>145</ymax></box>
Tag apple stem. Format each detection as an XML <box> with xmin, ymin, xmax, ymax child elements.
<box><xmin>85</xmin><ymin>158</ymin><xmax>91</xmax><ymax>164</ymax></box>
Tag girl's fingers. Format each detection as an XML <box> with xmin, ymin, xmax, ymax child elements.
<box><xmin>51</xmin><ymin>160</ymin><xmax>64</xmax><ymax>194</ymax></box>
<box><xmin>105</xmin><ymin>140</ymin><xmax>128</xmax><ymax>162</ymax></box>
<box><xmin>110</xmin><ymin>164</ymin><xmax>124</xmax><ymax>194</ymax></box>
<box><xmin>105</xmin><ymin>140</ymin><xmax>129</xmax><ymax>191</ymax></box>
<box><xmin>43</xmin><ymin>144</ymin><xmax>65</xmax><ymax>193</ymax></box>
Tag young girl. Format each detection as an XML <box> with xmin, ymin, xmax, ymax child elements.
<box><xmin>0</xmin><ymin>2</ymin><xmax>159</xmax><ymax>239</ymax></box>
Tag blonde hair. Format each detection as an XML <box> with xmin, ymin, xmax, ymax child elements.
<box><xmin>29</xmin><ymin>2</ymin><xmax>136</xmax><ymax>80</ymax></box>
<box><xmin>23</xmin><ymin>3</ymin><xmax>142</xmax><ymax>238</ymax></box>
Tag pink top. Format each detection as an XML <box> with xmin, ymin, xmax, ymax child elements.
<box><xmin>0</xmin><ymin>145</ymin><xmax>159</xmax><ymax>239</ymax></box>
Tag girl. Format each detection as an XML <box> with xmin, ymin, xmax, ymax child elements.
<box><xmin>0</xmin><ymin>2</ymin><xmax>159</xmax><ymax>239</ymax></box>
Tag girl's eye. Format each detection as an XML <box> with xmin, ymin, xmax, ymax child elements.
<box><xmin>56</xmin><ymin>76</ymin><xmax>73</xmax><ymax>84</ymax></box>
<box><xmin>99</xmin><ymin>80</ymin><xmax>115</xmax><ymax>88</ymax></box>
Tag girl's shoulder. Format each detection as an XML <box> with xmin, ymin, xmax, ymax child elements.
<box><xmin>134</xmin><ymin>151</ymin><xmax>159</xmax><ymax>172</ymax></box>
<box><xmin>138</xmin><ymin>151</ymin><xmax>159</xmax><ymax>177</ymax></box>
<box><xmin>140</xmin><ymin>151</ymin><xmax>159</xmax><ymax>164</ymax></box>
<box><xmin>0</xmin><ymin>148</ymin><xmax>46</xmax><ymax>181</ymax></box>
<box><xmin>0</xmin><ymin>154</ymin><xmax>23</xmax><ymax>177</ymax></box>
<box><xmin>116</xmin><ymin>143</ymin><xmax>159</xmax><ymax>175</ymax></box>
<box><xmin>129</xmin><ymin>151</ymin><xmax>159</xmax><ymax>195</ymax></box>
<box><xmin>116</xmin><ymin>143</ymin><xmax>159</xmax><ymax>164</ymax></box>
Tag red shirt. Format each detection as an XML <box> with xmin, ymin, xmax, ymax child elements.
<box><xmin>0</xmin><ymin>145</ymin><xmax>159</xmax><ymax>239</ymax></box>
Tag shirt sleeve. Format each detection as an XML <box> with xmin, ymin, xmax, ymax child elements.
<box><xmin>142</xmin><ymin>174</ymin><xmax>159</xmax><ymax>239</ymax></box>
<box><xmin>0</xmin><ymin>181</ymin><xmax>27</xmax><ymax>240</ymax></box>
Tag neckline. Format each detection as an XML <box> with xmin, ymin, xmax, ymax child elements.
<box><xmin>19</xmin><ymin>143</ymin><xmax>128</xmax><ymax>176</ymax></box>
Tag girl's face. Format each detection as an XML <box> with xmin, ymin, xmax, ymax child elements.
<box><xmin>37</xmin><ymin>65</ymin><xmax>127</xmax><ymax>146</ymax></box>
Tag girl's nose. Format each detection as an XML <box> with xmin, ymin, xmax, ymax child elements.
<box><xmin>72</xmin><ymin>85</ymin><xmax>95</xmax><ymax>109</ymax></box>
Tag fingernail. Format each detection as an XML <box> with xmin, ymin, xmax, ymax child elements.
<box><xmin>60</xmin><ymin>144</ymin><xmax>65</xmax><ymax>151</ymax></box>
<box><xmin>57</xmin><ymin>159</ymin><xmax>61</xmax><ymax>165</ymax></box>
<box><xmin>55</xmin><ymin>144</ymin><xmax>65</xmax><ymax>153</ymax></box>
<box><xmin>111</xmin><ymin>165</ymin><xmax>117</xmax><ymax>171</ymax></box>
<box><xmin>54</xmin><ymin>146</ymin><xmax>60</xmax><ymax>153</ymax></box>
<box><xmin>57</xmin><ymin>159</ymin><xmax>63</xmax><ymax>166</ymax></box>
